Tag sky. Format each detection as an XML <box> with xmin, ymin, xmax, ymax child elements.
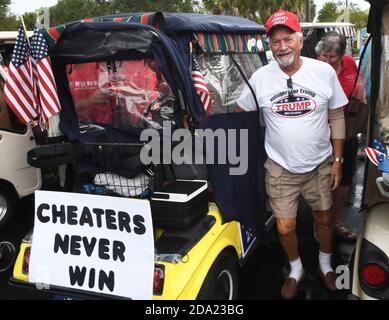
<box><xmin>9</xmin><ymin>0</ymin><xmax>371</xmax><ymax>16</ymax></box>
<box><xmin>9</xmin><ymin>0</ymin><xmax>58</xmax><ymax>15</ymax></box>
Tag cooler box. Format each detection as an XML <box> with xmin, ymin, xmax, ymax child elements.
<box><xmin>150</xmin><ymin>180</ymin><xmax>208</xmax><ymax>228</ymax></box>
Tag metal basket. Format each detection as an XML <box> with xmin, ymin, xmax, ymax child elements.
<box><xmin>90</xmin><ymin>171</ymin><xmax>154</xmax><ymax>199</ymax></box>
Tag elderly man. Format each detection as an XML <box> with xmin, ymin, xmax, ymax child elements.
<box><xmin>236</xmin><ymin>10</ymin><xmax>347</xmax><ymax>299</ymax></box>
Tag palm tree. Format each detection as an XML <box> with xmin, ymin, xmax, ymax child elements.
<box><xmin>258</xmin><ymin>0</ymin><xmax>306</xmax><ymax>22</ymax></box>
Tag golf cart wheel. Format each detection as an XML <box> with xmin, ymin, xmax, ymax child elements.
<box><xmin>0</xmin><ymin>241</ymin><xmax>16</xmax><ymax>273</ymax></box>
<box><xmin>0</xmin><ymin>186</ymin><xmax>15</xmax><ymax>229</ymax></box>
<box><xmin>197</xmin><ymin>251</ymin><xmax>239</xmax><ymax>300</ymax></box>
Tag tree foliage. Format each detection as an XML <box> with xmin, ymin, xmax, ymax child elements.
<box><xmin>203</xmin><ymin>0</ymin><xmax>316</xmax><ymax>23</ymax></box>
<box><xmin>23</xmin><ymin>12</ymin><xmax>41</xmax><ymax>30</ymax></box>
<box><xmin>0</xmin><ymin>15</ymin><xmax>19</xmax><ymax>30</ymax></box>
<box><xmin>350</xmin><ymin>7</ymin><xmax>368</xmax><ymax>30</ymax></box>
<box><xmin>0</xmin><ymin>0</ymin><xmax>12</xmax><ymax>29</ymax></box>
<box><xmin>49</xmin><ymin>0</ymin><xmax>201</xmax><ymax>26</ymax></box>
<box><xmin>318</xmin><ymin>1</ymin><xmax>368</xmax><ymax>29</ymax></box>
<box><xmin>49</xmin><ymin>0</ymin><xmax>105</xmax><ymax>26</ymax></box>
<box><xmin>0</xmin><ymin>0</ymin><xmax>9</xmax><ymax>15</ymax></box>
<box><xmin>318</xmin><ymin>1</ymin><xmax>339</xmax><ymax>22</ymax></box>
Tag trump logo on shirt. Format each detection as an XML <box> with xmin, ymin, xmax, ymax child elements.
<box><xmin>270</xmin><ymin>94</ymin><xmax>317</xmax><ymax>118</ymax></box>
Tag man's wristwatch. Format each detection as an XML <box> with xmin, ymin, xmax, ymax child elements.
<box><xmin>334</xmin><ymin>157</ymin><xmax>344</xmax><ymax>164</ymax></box>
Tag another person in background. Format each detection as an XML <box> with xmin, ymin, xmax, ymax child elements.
<box><xmin>360</xmin><ymin>33</ymin><xmax>371</xmax><ymax>102</ymax></box>
<box><xmin>237</xmin><ymin>10</ymin><xmax>347</xmax><ymax>299</ymax></box>
<box><xmin>316</xmin><ymin>31</ymin><xmax>359</xmax><ymax>242</ymax></box>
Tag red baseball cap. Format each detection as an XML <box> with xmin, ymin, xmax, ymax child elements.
<box><xmin>265</xmin><ymin>10</ymin><xmax>302</xmax><ymax>35</ymax></box>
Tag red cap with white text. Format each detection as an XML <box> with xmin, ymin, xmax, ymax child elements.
<box><xmin>265</xmin><ymin>10</ymin><xmax>302</xmax><ymax>35</ymax></box>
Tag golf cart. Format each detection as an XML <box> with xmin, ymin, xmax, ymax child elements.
<box><xmin>10</xmin><ymin>12</ymin><xmax>273</xmax><ymax>300</ymax></box>
<box><xmin>349</xmin><ymin>0</ymin><xmax>389</xmax><ymax>300</ymax></box>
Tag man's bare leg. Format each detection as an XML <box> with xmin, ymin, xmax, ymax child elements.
<box><xmin>313</xmin><ymin>210</ymin><xmax>337</xmax><ymax>291</ymax></box>
<box><xmin>313</xmin><ymin>210</ymin><xmax>333</xmax><ymax>253</ymax></box>
<box><xmin>277</xmin><ymin>217</ymin><xmax>305</xmax><ymax>299</ymax></box>
<box><xmin>277</xmin><ymin>218</ymin><xmax>299</xmax><ymax>260</ymax></box>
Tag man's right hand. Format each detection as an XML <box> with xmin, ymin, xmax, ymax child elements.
<box><xmin>331</xmin><ymin>162</ymin><xmax>343</xmax><ymax>191</ymax></box>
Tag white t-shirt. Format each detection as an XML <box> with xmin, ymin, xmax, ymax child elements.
<box><xmin>237</xmin><ymin>57</ymin><xmax>348</xmax><ymax>173</ymax></box>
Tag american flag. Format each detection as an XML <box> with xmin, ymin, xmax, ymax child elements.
<box><xmin>373</xmin><ymin>139</ymin><xmax>387</xmax><ymax>154</ymax></box>
<box><xmin>3</xmin><ymin>26</ymin><xmax>39</xmax><ymax>124</ymax></box>
<box><xmin>31</xmin><ymin>27</ymin><xmax>61</xmax><ymax>124</ymax></box>
<box><xmin>365</xmin><ymin>147</ymin><xmax>385</xmax><ymax>166</ymax></box>
<box><xmin>191</xmin><ymin>55</ymin><xmax>212</xmax><ymax>116</ymax></box>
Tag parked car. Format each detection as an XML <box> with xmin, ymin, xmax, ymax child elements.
<box><xmin>10</xmin><ymin>12</ymin><xmax>274</xmax><ymax>300</ymax></box>
<box><xmin>348</xmin><ymin>0</ymin><xmax>389</xmax><ymax>300</ymax></box>
<box><xmin>0</xmin><ymin>31</ymin><xmax>41</xmax><ymax>228</ymax></box>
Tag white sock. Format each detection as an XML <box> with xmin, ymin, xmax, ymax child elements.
<box><xmin>319</xmin><ymin>251</ymin><xmax>334</xmax><ymax>275</ymax></box>
<box><xmin>289</xmin><ymin>257</ymin><xmax>304</xmax><ymax>281</ymax></box>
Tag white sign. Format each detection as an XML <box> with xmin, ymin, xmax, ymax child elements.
<box><xmin>29</xmin><ymin>190</ymin><xmax>155</xmax><ymax>300</ymax></box>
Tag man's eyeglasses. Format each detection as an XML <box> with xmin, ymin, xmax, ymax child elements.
<box><xmin>287</xmin><ymin>78</ymin><xmax>295</xmax><ymax>101</ymax></box>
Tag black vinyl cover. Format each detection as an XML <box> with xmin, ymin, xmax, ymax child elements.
<box><xmin>202</xmin><ymin>111</ymin><xmax>267</xmax><ymax>238</ymax></box>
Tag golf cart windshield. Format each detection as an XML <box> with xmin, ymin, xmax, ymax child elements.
<box><xmin>196</xmin><ymin>53</ymin><xmax>264</xmax><ymax>115</ymax></box>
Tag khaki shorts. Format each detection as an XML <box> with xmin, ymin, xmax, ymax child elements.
<box><xmin>264</xmin><ymin>157</ymin><xmax>333</xmax><ymax>219</ymax></box>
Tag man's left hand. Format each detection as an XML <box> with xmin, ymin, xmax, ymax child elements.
<box><xmin>331</xmin><ymin>162</ymin><xmax>342</xmax><ymax>191</ymax></box>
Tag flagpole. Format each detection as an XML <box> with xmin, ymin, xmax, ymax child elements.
<box><xmin>19</xmin><ymin>15</ymin><xmax>31</xmax><ymax>47</ymax></box>
<box><xmin>189</xmin><ymin>41</ymin><xmax>193</xmax><ymax>70</ymax></box>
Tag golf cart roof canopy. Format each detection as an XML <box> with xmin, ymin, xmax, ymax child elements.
<box><xmin>80</xmin><ymin>12</ymin><xmax>266</xmax><ymax>35</ymax></box>
<box><xmin>44</xmin><ymin>12</ymin><xmax>267</xmax><ymax>54</ymax></box>
<box><xmin>300</xmin><ymin>22</ymin><xmax>354</xmax><ymax>29</ymax></box>
<box><xmin>300</xmin><ymin>22</ymin><xmax>356</xmax><ymax>38</ymax></box>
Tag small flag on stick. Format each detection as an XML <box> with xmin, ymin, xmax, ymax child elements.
<box><xmin>191</xmin><ymin>54</ymin><xmax>212</xmax><ymax>116</ymax></box>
